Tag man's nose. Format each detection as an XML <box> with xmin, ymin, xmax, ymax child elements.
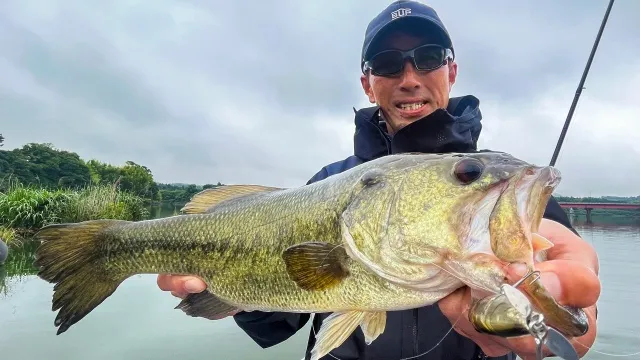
<box><xmin>398</xmin><ymin>59</ymin><xmax>421</xmax><ymax>90</ymax></box>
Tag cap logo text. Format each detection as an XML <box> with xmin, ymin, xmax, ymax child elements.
<box><xmin>391</xmin><ymin>8</ymin><xmax>411</xmax><ymax>19</ymax></box>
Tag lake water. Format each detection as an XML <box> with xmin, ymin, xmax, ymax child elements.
<box><xmin>1</xmin><ymin>212</ymin><xmax>639</xmax><ymax>360</ymax></box>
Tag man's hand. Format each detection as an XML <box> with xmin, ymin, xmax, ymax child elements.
<box><xmin>438</xmin><ymin>219</ymin><xmax>601</xmax><ymax>359</ymax></box>
<box><xmin>157</xmin><ymin>274</ymin><xmax>208</xmax><ymax>299</ymax></box>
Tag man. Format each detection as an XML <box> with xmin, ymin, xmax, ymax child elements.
<box><xmin>158</xmin><ymin>1</ymin><xmax>600</xmax><ymax>359</ymax></box>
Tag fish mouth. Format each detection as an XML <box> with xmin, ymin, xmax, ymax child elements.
<box><xmin>481</xmin><ymin>163</ymin><xmax>561</xmax><ymax>268</ymax></box>
<box><xmin>469</xmin><ymin>162</ymin><xmax>589</xmax><ymax>339</ymax></box>
<box><xmin>515</xmin><ymin>166</ymin><xmax>561</xmax><ymax>241</ymax></box>
<box><xmin>469</xmin><ymin>164</ymin><xmax>590</xmax><ymax>339</ymax></box>
<box><xmin>461</xmin><ymin>165</ymin><xmax>560</xmax><ymax>261</ymax></box>
<box><xmin>511</xmin><ymin>167</ymin><xmax>590</xmax><ymax>338</ymax></box>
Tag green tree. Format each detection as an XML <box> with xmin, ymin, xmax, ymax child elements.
<box><xmin>8</xmin><ymin>143</ymin><xmax>91</xmax><ymax>188</ymax></box>
<box><xmin>119</xmin><ymin>161</ymin><xmax>159</xmax><ymax>200</ymax></box>
<box><xmin>0</xmin><ymin>139</ymin><xmax>227</xmax><ymax>203</ymax></box>
<box><xmin>86</xmin><ymin>159</ymin><xmax>122</xmax><ymax>185</ymax></box>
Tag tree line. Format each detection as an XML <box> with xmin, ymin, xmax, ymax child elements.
<box><xmin>1</xmin><ymin>134</ymin><xmax>637</xmax><ymax>205</ymax></box>
<box><xmin>0</xmin><ymin>135</ymin><xmax>220</xmax><ymax>205</ymax></box>
<box><xmin>554</xmin><ymin>195</ymin><xmax>639</xmax><ymax>204</ymax></box>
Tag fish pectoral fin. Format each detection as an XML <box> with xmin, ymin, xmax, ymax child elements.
<box><xmin>282</xmin><ymin>242</ymin><xmax>350</xmax><ymax>291</ymax></box>
<box><xmin>180</xmin><ymin>185</ymin><xmax>284</xmax><ymax>214</ymax></box>
<box><xmin>175</xmin><ymin>291</ymin><xmax>239</xmax><ymax>320</ymax></box>
<box><xmin>360</xmin><ymin>311</ymin><xmax>386</xmax><ymax>345</ymax></box>
<box><xmin>311</xmin><ymin>311</ymin><xmax>367</xmax><ymax>360</ymax></box>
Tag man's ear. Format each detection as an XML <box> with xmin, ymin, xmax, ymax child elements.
<box><xmin>360</xmin><ymin>73</ymin><xmax>376</xmax><ymax>104</ymax></box>
<box><xmin>448</xmin><ymin>61</ymin><xmax>458</xmax><ymax>91</ymax></box>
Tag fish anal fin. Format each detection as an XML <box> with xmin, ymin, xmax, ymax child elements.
<box><xmin>180</xmin><ymin>185</ymin><xmax>283</xmax><ymax>214</ymax></box>
<box><xmin>311</xmin><ymin>311</ymin><xmax>367</xmax><ymax>360</ymax></box>
<box><xmin>175</xmin><ymin>291</ymin><xmax>239</xmax><ymax>320</ymax></box>
<box><xmin>282</xmin><ymin>242</ymin><xmax>350</xmax><ymax>291</ymax></box>
<box><xmin>360</xmin><ymin>311</ymin><xmax>386</xmax><ymax>345</ymax></box>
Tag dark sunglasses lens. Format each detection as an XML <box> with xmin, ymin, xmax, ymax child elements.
<box><xmin>414</xmin><ymin>46</ymin><xmax>445</xmax><ymax>70</ymax></box>
<box><xmin>370</xmin><ymin>51</ymin><xmax>404</xmax><ymax>75</ymax></box>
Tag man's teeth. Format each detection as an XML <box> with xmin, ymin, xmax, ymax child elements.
<box><xmin>399</xmin><ymin>102</ymin><xmax>425</xmax><ymax>110</ymax></box>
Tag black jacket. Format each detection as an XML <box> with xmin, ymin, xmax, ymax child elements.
<box><xmin>233</xmin><ymin>95</ymin><xmax>576</xmax><ymax>360</ymax></box>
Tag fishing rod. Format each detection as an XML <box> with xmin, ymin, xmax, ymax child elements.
<box><xmin>549</xmin><ymin>0</ymin><xmax>615</xmax><ymax>167</ymax></box>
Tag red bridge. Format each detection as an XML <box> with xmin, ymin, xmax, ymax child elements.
<box><xmin>558</xmin><ymin>202</ymin><xmax>640</xmax><ymax>223</ymax></box>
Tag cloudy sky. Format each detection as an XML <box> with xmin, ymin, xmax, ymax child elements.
<box><xmin>1</xmin><ymin>0</ymin><xmax>638</xmax><ymax>196</ymax></box>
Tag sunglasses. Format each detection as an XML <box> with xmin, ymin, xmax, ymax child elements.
<box><xmin>362</xmin><ymin>44</ymin><xmax>454</xmax><ymax>77</ymax></box>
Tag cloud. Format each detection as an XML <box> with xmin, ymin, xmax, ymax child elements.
<box><xmin>1</xmin><ymin>0</ymin><xmax>638</xmax><ymax>196</ymax></box>
<box><xmin>477</xmin><ymin>66</ymin><xmax>640</xmax><ymax>197</ymax></box>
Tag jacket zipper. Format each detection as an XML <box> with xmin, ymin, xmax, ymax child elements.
<box><xmin>363</xmin><ymin>110</ymin><xmax>391</xmax><ymax>156</ymax></box>
<box><xmin>413</xmin><ymin>308</ymin><xmax>419</xmax><ymax>356</ymax></box>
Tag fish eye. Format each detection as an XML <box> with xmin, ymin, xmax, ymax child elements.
<box><xmin>453</xmin><ymin>158</ymin><xmax>484</xmax><ymax>184</ymax></box>
<box><xmin>360</xmin><ymin>169</ymin><xmax>384</xmax><ymax>187</ymax></box>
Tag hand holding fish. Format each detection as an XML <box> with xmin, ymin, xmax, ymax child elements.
<box><xmin>157</xmin><ymin>274</ymin><xmax>205</xmax><ymax>299</ymax></box>
<box><xmin>438</xmin><ymin>218</ymin><xmax>600</xmax><ymax>359</ymax></box>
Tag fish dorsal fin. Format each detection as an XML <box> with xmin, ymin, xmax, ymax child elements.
<box><xmin>180</xmin><ymin>185</ymin><xmax>283</xmax><ymax>214</ymax></box>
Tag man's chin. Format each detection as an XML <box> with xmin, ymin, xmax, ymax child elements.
<box><xmin>390</xmin><ymin>114</ymin><xmax>431</xmax><ymax>130</ymax></box>
<box><xmin>385</xmin><ymin>107</ymin><xmax>437</xmax><ymax>132</ymax></box>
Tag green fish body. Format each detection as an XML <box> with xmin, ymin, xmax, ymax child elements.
<box><xmin>34</xmin><ymin>152</ymin><xmax>588</xmax><ymax>360</ymax></box>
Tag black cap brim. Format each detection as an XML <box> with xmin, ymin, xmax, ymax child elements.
<box><xmin>362</xmin><ymin>15</ymin><xmax>453</xmax><ymax>65</ymax></box>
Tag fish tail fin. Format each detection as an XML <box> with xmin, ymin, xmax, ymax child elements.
<box><xmin>34</xmin><ymin>219</ymin><xmax>130</xmax><ymax>335</ymax></box>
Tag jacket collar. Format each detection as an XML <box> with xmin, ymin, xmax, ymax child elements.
<box><xmin>353</xmin><ymin>95</ymin><xmax>483</xmax><ymax>160</ymax></box>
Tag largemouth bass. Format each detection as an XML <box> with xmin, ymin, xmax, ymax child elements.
<box><xmin>33</xmin><ymin>152</ymin><xmax>588</xmax><ymax>360</ymax></box>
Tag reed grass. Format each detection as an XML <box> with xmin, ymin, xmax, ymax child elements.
<box><xmin>55</xmin><ymin>183</ymin><xmax>149</xmax><ymax>223</ymax></box>
<box><xmin>0</xmin><ymin>180</ymin><xmax>69</xmax><ymax>230</ymax></box>
<box><xmin>0</xmin><ymin>178</ymin><xmax>149</xmax><ymax>236</ymax></box>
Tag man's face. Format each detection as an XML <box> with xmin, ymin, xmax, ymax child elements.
<box><xmin>360</xmin><ymin>29</ymin><xmax>457</xmax><ymax>135</ymax></box>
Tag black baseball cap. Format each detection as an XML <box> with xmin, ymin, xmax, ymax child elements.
<box><xmin>361</xmin><ymin>1</ymin><xmax>454</xmax><ymax>67</ymax></box>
